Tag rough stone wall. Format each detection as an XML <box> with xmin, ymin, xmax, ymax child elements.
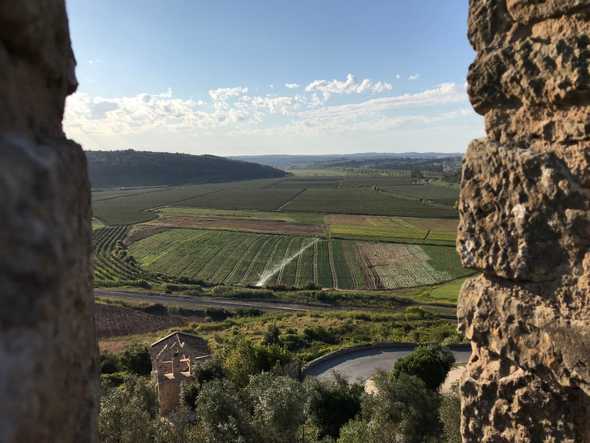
<box><xmin>0</xmin><ymin>1</ymin><xmax>98</xmax><ymax>442</ymax></box>
<box><xmin>459</xmin><ymin>1</ymin><xmax>590</xmax><ymax>441</ymax></box>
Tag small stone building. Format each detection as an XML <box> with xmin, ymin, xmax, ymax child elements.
<box><xmin>150</xmin><ymin>331</ymin><xmax>210</xmax><ymax>415</ymax></box>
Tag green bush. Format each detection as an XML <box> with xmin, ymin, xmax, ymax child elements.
<box><xmin>263</xmin><ymin>324</ymin><xmax>281</xmax><ymax>345</ymax></box>
<box><xmin>358</xmin><ymin>372</ymin><xmax>441</xmax><ymax>443</ymax></box>
<box><xmin>306</xmin><ymin>374</ymin><xmax>364</xmax><ymax>439</ymax></box>
<box><xmin>196</xmin><ymin>379</ymin><xmax>251</xmax><ymax>442</ymax></box>
<box><xmin>98</xmin><ymin>376</ymin><xmax>160</xmax><ymax>442</ymax></box>
<box><xmin>392</xmin><ymin>345</ymin><xmax>455</xmax><ymax>391</ymax></box>
<box><xmin>120</xmin><ymin>345</ymin><xmax>152</xmax><ymax>376</ymax></box>
<box><xmin>205</xmin><ymin>307</ymin><xmax>233</xmax><ymax>321</ymax></box>
<box><xmin>246</xmin><ymin>373</ymin><xmax>307</xmax><ymax>443</ymax></box>
<box><xmin>100</xmin><ymin>352</ymin><xmax>121</xmax><ymax>374</ymax></box>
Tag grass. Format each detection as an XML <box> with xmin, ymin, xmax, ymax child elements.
<box><xmin>97</xmin><ymin>298</ymin><xmax>463</xmax><ymax>360</ymax></box>
<box><xmin>92</xmin><ymin>218</ymin><xmax>105</xmax><ymax>230</ymax></box>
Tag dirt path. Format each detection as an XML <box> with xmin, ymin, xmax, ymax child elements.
<box><xmin>275</xmin><ymin>188</ymin><xmax>307</xmax><ymax>211</ymax></box>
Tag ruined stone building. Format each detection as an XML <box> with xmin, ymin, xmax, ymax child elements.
<box><xmin>150</xmin><ymin>331</ymin><xmax>210</xmax><ymax>416</ymax></box>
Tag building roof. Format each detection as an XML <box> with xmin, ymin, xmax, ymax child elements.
<box><xmin>150</xmin><ymin>331</ymin><xmax>209</xmax><ymax>361</ymax></box>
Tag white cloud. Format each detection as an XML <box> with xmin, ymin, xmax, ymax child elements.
<box><xmin>64</xmin><ymin>81</ymin><xmax>477</xmax><ymax>150</ymax></box>
<box><xmin>395</xmin><ymin>74</ymin><xmax>401</xmax><ymax>80</ymax></box>
<box><xmin>208</xmin><ymin>86</ymin><xmax>248</xmax><ymax>102</ymax></box>
<box><xmin>408</xmin><ymin>73</ymin><xmax>420</xmax><ymax>81</ymax></box>
<box><xmin>298</xmin><ymin>83</ymin><xmax>466</xmax><ymax>122</ymax></box>
<box><xmin>305</xmin><ymin>73</ymin><xmax>393</xmax><ymax>100</ymax></box>
<box><xmin>285</xmin><ymin>83</ymin><xmax>300</xmax><ymax>89</ymax></box>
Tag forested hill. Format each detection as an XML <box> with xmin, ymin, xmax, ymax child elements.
<box><xmin>86</xmin><ymin>150</ymin><xmax>287</xmax><ymax>188</ymax></box>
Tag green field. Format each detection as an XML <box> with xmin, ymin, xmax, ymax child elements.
<box><xmin>280</xmin><ymin>188</ymin><xmax>457</xmax><ymax>218</ymax></box>
<box><xmin>94</xmin><ymin>226</ymin><xmax>146</xmax><ymax>284</ymax></box>
<box><xmin>93</xmin><ymin>175</ymin><xmax>458</xmax><ymax>225</ymax></box>
<box><xmin>92</xmin><ymin>172</ymin><xmax>468</xmax><ymax>297</ymax></box>
<box><xmin>126</xmin><ymin>228</ymin><xmax>468</xmax><ymax>290</ymax></box>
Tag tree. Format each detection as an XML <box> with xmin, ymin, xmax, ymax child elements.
<box><xmin>392</xmin><ymin>345</ymin><xmax>455</xmax><ymax>391</ymax></box>
<box><xmin>246</xmin><ymin>373</ymin><xmax>307</xmax><ymax>443</ymax></box>
<box><xmin>98</xmin><ymin>376</ymin><xmax>160</xmax><ymax>443</ymax></box>
<box><xmin>216</xmin><ymin>337</ymin><xmax>291</xmax><ymax>387</ymax></box>
<box><xmin>306</xmin><ymin>374</ymin><xmax>364</xmax><ymax>439</ymax></box>
<box><xmin>357</xmin><ymin>372</ymin><xmax>441</xmax><ymax>443</ymax></box>
<box><xmin>195</xmin><ymin>379</ymin><xmax>251</xmax><ymax>443</ymax></box>
<box><xmin>120</xmin><ymin>344</ymin><xmax>152</xmax><ymax>376</ymax></box>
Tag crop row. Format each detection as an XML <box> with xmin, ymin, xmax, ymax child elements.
<box><xmin>93</xmin><ymin>226</ymin><xmax>145</xmax><ymax>283</ymax></box>
<box><xmin>127</xmin><ymin>228</ymin><xmax>467</xmax><ymax>290</ymax></box>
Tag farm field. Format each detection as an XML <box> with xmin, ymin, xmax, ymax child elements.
<box><xmin>280</xmin><ymin>188</ymin><xmax>457</xmax><ymax>218</ymax></box>
<box><xmin>126</xmin><ymin>228</ymin><xmax>469</xmax><ymax>290</ymax></box>
<box><xmin>381</xmin><ymin>183</ymin><xmax>459</xmax><ymax>206</ymax></box>
<box><xmin>94</xmin><ymin>225</ymin><xmax>147</xmax><ymax>285</ymax></box>
<box><xmin>92</xmin><ymin>174</ymin><xmax>458</xmax><ymax>225</ymax></box>
<box><xmin>326</xmin><ymin>214</ymin><xmax>457</xmax><ymax>245</ymax></box>
<box><xmin>95</xmin><ymin>302</ymin><xmax>196</xmax><ymax>339</ymax></box>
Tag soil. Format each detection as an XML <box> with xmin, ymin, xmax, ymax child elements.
<box><xmin>142</xmin><ymin>215</ymin><xmax>325</xmax><ymax>236</ymax></box>
<box><xmin>95</xmin><ymin>303</ymin><xmax>202</xmax><ymax>339</ymax></box>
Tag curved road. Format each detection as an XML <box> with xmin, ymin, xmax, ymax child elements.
<box><xmin>305</xmin><ymin>345</ymin><xmax>471</xmax><ymax>383</ymax></box>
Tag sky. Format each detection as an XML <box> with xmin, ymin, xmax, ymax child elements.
<box><xmin>64</xmin><ymin>0</ymin><xmax>484</xmax><ymax>156</ymax></box>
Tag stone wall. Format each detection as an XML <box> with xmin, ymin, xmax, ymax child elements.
<box><xmin>459</xmin><ymin>1</ymin><xmax>590</xmax><ymax>441</ymax></box>
<box><xmin>0</xmin><ymin>1</ymin><xmax>98</xmax><ymax>442</ymax></box>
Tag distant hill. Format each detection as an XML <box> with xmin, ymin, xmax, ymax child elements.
<box><xmin>86</xmin><ymin>150</ymin><xmax>287</xmax><ymax>188</ymax></box>
<box><xmin>231</xmin><ymin>152</ymin><xmax>463</xmax><ymax>169</ymax></box>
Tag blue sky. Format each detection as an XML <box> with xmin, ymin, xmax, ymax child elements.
<box><xmin>64</xmin><ymin>0</ymin><xmax>484</xmax><ymax>155</ymax></box>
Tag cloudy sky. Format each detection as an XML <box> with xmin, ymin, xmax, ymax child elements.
<box><xmin>65</xmin><ymin>0</ymin><xmax>483</xmax><ymax>155</ymax></box>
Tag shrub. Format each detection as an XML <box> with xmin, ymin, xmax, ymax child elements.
<box><xmin>98</xmin><ymin>376</ymin><xmax>160</xmax><ymax>442</ymax></box>
<box><xmin>392</xmin><ymin>345</ymin><xmax>455</xmax><ymax>391</ymax></box>
<box><xmin>235</xmin><ymin>308</ymin><xmax>263</xmax><ymax>317</ymax></box>
<box><xmin>246</xmin><ymin>373</ymin><xmax>307</xmax><ymax>443</ymax></box>
<box><xmin>303</xmin><ymin>325</ymin><xmax>339</xmax><ymax>344</ymax></box>
<box><xmin>205</xmin><ymin>307</ymin><xmax>232</xmax><ymax>321</ymax></box>
<box><xmin>193</xmin><ymin>358</ymin><xmax>225</xmax><ymax>385</ymax></box>
<box><xmin>142</xmin><ymin>303</ymin><xmax>168</xmax><ymax>316</ymax></box>
<box><xmin>181</xmin><ymin>381</ymin><xmax>200</xmax><ymax>411</ymax></box>
<box><xmin>216</xmin><ymin>337</ymin><xmax>291</xmax><ymax>387</ymax></box>
<box><xmin>281</xmin><ymin>333</ymin><xmax>307</xmax><ymax>352</ymax></box>
<box><xmin>195</xmin><ymin>379</ymin><xmax>251</xmax><ymax>442</ymax></box>
<box><xmin>306</xmin><ymin>374</ymin><xmax>364</xmax><ymax>439</ymax></box>
<box><xmin>360</xmin><ymin>372</ymin><xmax>441</xmax><ymax>443</ymax></box>
<box><xmin>263</xmin><ymin>324</ymin><xmax>281</xmax><ymax>345</ymax></box>
<box><xmin>100</xmin><ymin>352</ymin><xmax>121</xmax><ymax>374</ymax></box>
<box><xmin>100</xmin><ymin>372</ymin><xmax>127</xmax><ymax>389</ymax></box>
<box><xmin>120</xmin><ymin>345</ymin><xmax>152</xmax><ymax>376</ymax></box>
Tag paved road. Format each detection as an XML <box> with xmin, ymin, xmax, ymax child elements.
<box><xmin>306</xmin><ymin>345</ymin><xmax>471</xmax><ymax>383</ymax></box>
<box><xmin>95</xmin><ymin>289</ymin><xmax>338</xmax><ymax>313</ymax></box>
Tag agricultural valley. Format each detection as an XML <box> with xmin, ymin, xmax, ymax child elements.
<box><xmin>92</xmin><ymin>152</ymin><xmax>472</xmax><ymax>361</ymax></box>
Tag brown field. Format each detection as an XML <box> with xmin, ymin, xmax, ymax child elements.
<box><xmin>325</xmin><ymin>214</ymin><xmax>457</xmax><ymax>231</ymax></box>
<box><xmin>95</xmin><ymin>303</ymin><xmax>199</xmax><ymax>339</ymax></box>
<box><xmin>356</xmin><ymin>242</ymin><xmax>451</xmax><ymax>289</ymax></box>
<box><xmin>138</xmin><ymin>215</ymin><xmax>325</xmax><ymax>237</ymax></box>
